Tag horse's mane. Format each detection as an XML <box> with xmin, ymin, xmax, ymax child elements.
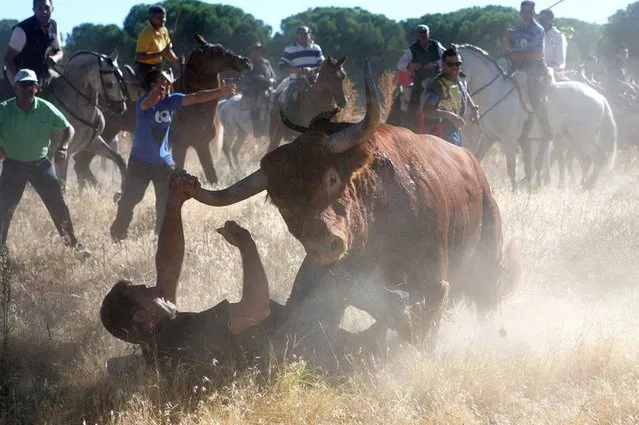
<box><xmin>457</xmin><ymin>44</ymin><xmax>508</xmax><ymax>78</ymax></box>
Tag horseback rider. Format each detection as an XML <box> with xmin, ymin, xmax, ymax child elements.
<box><xmin>538</xmin><ymin>9</ymin><xmax>567</xmax><ymax>77</ymax></box>
<box><xmin>503</xmin><ymin>1</ymin><xmax>554</xmax><ymax>153</ymax></box>
<box><xmin>3</xmin><ymin>0</ymin><xmax>63</xmax><ymax>90</ymax></box>
<box><xmin>276</xmin><ymin>26</ymin><xmax>325</xmax><ymax>109</ymax></box>
<box><xmin>578</xmin><ymin>55</ymin><xmax>605</xmax><ymax>93</ymax></box>
<box><xmin>421</xmin><ymin>46</ymin><xmax>480</xmax><ymax>147</ymax></box>
<box><xmin>241</xmin><ymin>42</ymin><xmax>276</xmax><ymax>138</ymax></box>
<box><xmin>396</xmin><ymin>24</ymin><xmax>445</xmax><ymax>130</ymax></box>
<box><xmin>135</xmin><ymin>4</ymin><xmax>180</xmax><ymax>80</ymax></box>
<box><xmin>606</xmin><ymin>45</ymin><xmax>639</xmax><ymax>110</ymax></box>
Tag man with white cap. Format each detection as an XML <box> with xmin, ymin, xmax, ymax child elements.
<box><xmin>0</xmin><ymin>69</ymin><xmax>89</xmax><ymax>258</ymax></box>
<box><xmin>110</xmin><ymin>69</ymin><xmax>237</xmax><ymax>241</ymax></box>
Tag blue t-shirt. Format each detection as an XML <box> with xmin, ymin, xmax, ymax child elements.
<box><xmin>511</xmin><ymin>20</ymin><xmax>545</xmax><ymax>55</ymax></box>
<box><xmin>130</xmin><ymin>93</ymin><xmax>185</xmax><ymax>165</ymax></box>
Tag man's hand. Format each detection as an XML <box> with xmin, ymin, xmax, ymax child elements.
<box><xmin>408</xmin><ymin>63</ymin><xmax>422</xmax><ymax>72</ymax></box>
<box><xmin>219</xmin><ymin>83</ymin><xmax>237</xmax><ymax>97</ymax></box>
<box><xmin>167</xmin><ymin>170</ymin><xmax>200</xmax><ymax>206</ymax></box>
<box><xmin>148</xmin><ymin>85</ymin><xmax>168</xmax><ymax>104</ymax></box>
<box><xmin>54</xmin><ymin>148</ymin><xmax>67</xmax><ymax>163</ymax></box>
<box><xmin>216</xmin><ymin>220</ymin><xmax>253</xmax><ymax>248</ymax></box>
<box><xmin>45</xmin><ymin>56</ymin><xmax>57</xmax><ymax>69</ymax></box>
<box><xmin>0</xmin><ymin>147</ymin><xmax>6</xmax><ymax>161</ymax></box>
<box><xmin>423</xmin><ymin>62</ymin><xmax>437</xmax><ymax>70</ymax></box>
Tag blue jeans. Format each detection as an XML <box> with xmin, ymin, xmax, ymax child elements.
<box><xmin>110</xmin><ymin>156</ymin><xmax>174</xmax><ymax>239</ymax></box>
<box><xmin>0</xmin><ymin>157</ymin><xmax>78</xmax><ymax>249</ymax></box>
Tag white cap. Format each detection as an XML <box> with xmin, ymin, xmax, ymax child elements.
<box><xmin>14</xmin><ymin>69</ymin><xmax>38</xmax><ymax>85</ymax></box>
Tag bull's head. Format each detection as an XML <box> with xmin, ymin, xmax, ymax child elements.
<box><xmin>196</xmin><ymin>60</ymin><xmax>381</xmax><ymax>264</ymax></box>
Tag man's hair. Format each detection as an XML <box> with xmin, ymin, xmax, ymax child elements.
<box><xmin>100</xmin><ymin>280</ymin><xmax>141</xmax><ymax>343</ymax></box>
<box><xmin>297</xmin><ymin>26</ymin><xmax>311</xmax><ymax>34</ymax></box>
<box><xmin>539</xmin><ymin>9</ymin><xmax>554</xmax><ymax>20</ymax></box>
<box><xmin>33</xmin><ymin>0</ymin><xmax>52</xmax><ymax>8</ymax></box>
<box><xmin>144</xmin><ymin>68</ymin><xmax>163</xmax><ymax>91</ymax></box>
<box><xmin>442</xmin><ymin>46</ymin><xmax>460</xmax><ymax>60</ymax></box>
<box><xmin>520</xmin><ymin>1</ymin><xmax>535</xmax><ymax>10</ymax></box>
<box><xmin>149</xmin><ymin>4</ymin><xmax>166</xmax><ymax>16</ymax></box>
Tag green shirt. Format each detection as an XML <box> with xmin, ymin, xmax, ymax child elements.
<box><xmin>0</xmin><ymin>97</ymin><xmax>70</xmax><ymax>162</ymax></box>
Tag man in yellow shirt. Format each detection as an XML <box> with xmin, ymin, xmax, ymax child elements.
<box><xmin>135</xmin><ymin>4</ymin><xmax>179</xmax><ymax>78</ymax></box>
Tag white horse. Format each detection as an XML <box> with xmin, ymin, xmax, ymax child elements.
<box><xmin>217</xmin><ymin>93</ymin><xmax>272</xmax><ymax>173</ymax></box>
<box><xmin>458</xmin><ymin>44</ymin><xmax>617</xmax><ymax>190</ymax></box>
<box><xmin>47</xmin><ymin>49</ymin><xmax>128</xmax><ymax>192</ymax></box>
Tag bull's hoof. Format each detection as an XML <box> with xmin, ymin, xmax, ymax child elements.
<box><xmin>113</xmin><ymin>191</ymin><xmax>121</xmax><ymax>204</ymax></box>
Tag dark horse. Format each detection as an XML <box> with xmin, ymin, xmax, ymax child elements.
<box><xmin>267</xmin><ymin>56</ymin><xmax>348</xmax><ymax>152</ymax></box>
<box><xmin>75</xmin><ymin>34</ymin><xmax>252</xmax><ymax>185</ymax></box>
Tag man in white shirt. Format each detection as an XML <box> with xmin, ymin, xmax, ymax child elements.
<box><xmin>3</xmin><ymin>0</ymin><xmax>63</xmax><ymax>87</ymax></box>
<box><xmin>538</xmin><ymin>9</ymin><xmax>567</xmax><ymax>72</ymax></box>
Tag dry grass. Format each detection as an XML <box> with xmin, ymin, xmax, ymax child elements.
<box><xmin>1</xmin><ymin>140</ymin><xmax>639</xmax><ymax>424</ymax></box>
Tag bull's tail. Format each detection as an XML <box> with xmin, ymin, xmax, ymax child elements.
<box><xmin>599</xmin><ymin>97</ymin><xmax>618</xmax><ymax>172</ymax></box>
<box><xmin>498</xmin><ymin>240</ymin><xmax>522</xmax><ymax>300</ymax></box>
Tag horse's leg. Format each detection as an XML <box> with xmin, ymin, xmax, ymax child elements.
<box><xmin>194</xmin><ymin>142</ymin><xmax>218</xmax><ymax>185</ymax></box>
<box><xmin>80</xmin><ymin>135</ymin><xmax>127</xmax><ymax>197</ymax></box>
<box><xmin>534</xmin><ymin>139</ymin><xmax>551</xmax><ymax>187</ymax></box>
<box><xmin>222</xmin><ymin>126</ymin><xmax>237</xmax><ymax>173</ymax></box>
<box><xmin>172</xmin><ymin>143</ymin><xmax>187</xmax><ymax>172</ymax></box>
<box><xmin>232</xmin><ymin>129</ymin><xmax>248</xmax><ymax>173</ymax></box>
<box><xmin>73</xmin><ymin>151</ymin><xmax>99</xmax><ymax>190</ymax></box>
<box><xmin>566</xmin><ymin>149</ymin><xmax>576</xmax><ymax>185</ymax></box>
<box><xmin>505</xmin><ymin>143</ymin><xmax>518</xmax><ymax>192</ymax></box>
<box><xmin>518</xmin><ymin>118</ymin><xmax>534</xmax><ymax>185</ymax></box>
<box><xmin>555</xmin><ymin>146</ymin><xmax>565</xmax><ymax>188</ymax></box>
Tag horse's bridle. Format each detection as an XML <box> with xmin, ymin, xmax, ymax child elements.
<box><xmin>53</xmin><ymin>51</ymin><xmax>128</xmax><ymax>114</ymax></box>
<box><xmin>49</xmin><ymin>51</ymin><xmax>128</xmax><ymax>144</ymax></box>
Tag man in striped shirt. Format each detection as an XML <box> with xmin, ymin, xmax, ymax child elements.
<box><xmin>276</xmin><ymin>26</ymin><xmax>325</xmax><ymax>104</ymax></box>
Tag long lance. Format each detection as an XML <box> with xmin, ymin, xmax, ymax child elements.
<box><xmin>544</xmin><ymin>0</ymin><xmax>569</xmax><ymax>10</ymax></box>
<box><xmin>161</xmin><ymin>0</ymin><xmax>186</xmax><ymax>69</ymax></box>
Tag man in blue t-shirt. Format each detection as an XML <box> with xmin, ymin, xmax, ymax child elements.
<box><xmin>503</xmin><ymin>1</ymin><xmax>554</xmax><ymax>168</ymax></box>
<box><xmin>110</xmin><ymin>69</ymin><xmax>236</xmax><ymax>241</ymax></box>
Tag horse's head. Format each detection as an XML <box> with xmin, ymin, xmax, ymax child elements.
<box><xmin>316</xmin><ymin>56</ymin><xmax>348</xmax><ymax>109</ymax></box>
<box><xmin>188</xmin><ymin>34</ymin><xmax>252</xmax><ymax>77</ymax></box>
<box><xmin>94</xmin><ymin>49</ymin><xmax>128</xmax><ymax>115</ymax></box>
<box><xmin>121</xmin><ymin>64</ymin><xmax>146</xmax><ymax>102</ymax></box>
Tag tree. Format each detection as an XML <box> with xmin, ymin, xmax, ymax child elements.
<box><xmin>65</xmin><ymin>23</ymin><xmax>128</xmax><ymax>58</ymax></box>
<box><xmin>602</xmin><ymin>1</ymin><xmax>639</xmax><ymax>59</ymax></box>
<box><xmin>0</xmin><ymin>20</ymin><xmax>18</xmax><ymax>59</ymax></box>
<box><xmin>122</xmin><ymin>0</ymin><xmax>271</xmax><ymax>59</ymax></box>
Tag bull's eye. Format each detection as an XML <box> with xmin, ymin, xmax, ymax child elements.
<box><xmin>324</xmin><ymin>168</ymin><xmax>341</xmax><ymax>194</ymax></box>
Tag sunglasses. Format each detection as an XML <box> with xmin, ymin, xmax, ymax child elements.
<box><xmin>444</xmin><ymin>61</ymin><xmax>462</xmax><ymax>68</ymax></box>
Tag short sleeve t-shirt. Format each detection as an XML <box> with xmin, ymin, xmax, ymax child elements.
<box><xmin>130</xmin><ymin>93</ymin><xmax>185</xmax><ymax>165</ymax></box>
<box><xmin>510</xmin><ymin>21</ymin><xmax>545</xmax><ymax>55</ymax></box>
<box><xmin>0</xmin><ymin>97</ymin><xmax>69</xmax><ymax>161</ymax></box>
<box><xmin>136</xmin><ymin>24</ymin><xmax>172</xmax><ymax>65</ymax></box>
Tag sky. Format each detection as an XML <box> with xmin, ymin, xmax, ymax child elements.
<box><xmin>1</xmin><ymin>0</ymin><xmax>633</xmax><ymax>40</ymax></box>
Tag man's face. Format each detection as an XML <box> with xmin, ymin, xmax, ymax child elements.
<box><xmin>539</xmin><ymin>14</ymin><xmax>552</xmax><ymax>31</ymax></box>
<box><xmin>33</xmin><ymin>0</ymin><xmax>53</xmax><ymax>25</ymax></box>
<box><xmin>150</xmin><ymin>75</ymin><xmax>171</xmax><ymax>92</ymax></box>
<box><xmin>297</xmin><ymin>30</ymin><xmax>310</xmax><ymax>46</ymax></box>
<box><xmin>14</xmin><ymin>81</ymin><xmax>39</xmax><ymax>102</ymax></box>
<box><xmin>417</xmin><ymin>31</ymin><xmax>430</xmax><ymax>47</ymax></box>
<box><xmin>150</xmin><ymin>12</ymin><xmax>166</xmax><ymax>28</ymax></box>
<box><xmin>520</xmin><ymin>5</ymin><xmax>535</xmax><ymax>25</ymax></box>
<box><xmin>442</xmin><ymin>54</ymin><xmax>462</xmax><ymax>79</ymax></box>
<box><xmin>619</xmin><ymin>48</ymin><xmax>629</xmax><ymax>62</ymax></box>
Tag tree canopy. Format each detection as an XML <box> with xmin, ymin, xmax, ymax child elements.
<box><xmin>4</xmin><ymin>2</ymin><xmax>637</xmax><ymax>79</ymax></box>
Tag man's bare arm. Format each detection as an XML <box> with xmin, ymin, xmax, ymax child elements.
<box><xmin>155</xmin><ymin>173</ymin><xmax>197</xmax><ymax>303</ymax></box>
<box><xmin>3</xmin><ymin>47</ymin><xmax>19</xmax><ymax>83</ymax></box>
<box><xmin>217</xmin><ymin>221</ymin><xmax>271</xmax><ymax>334</ymax></box>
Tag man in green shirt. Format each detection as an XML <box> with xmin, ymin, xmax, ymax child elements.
<box><xmin>0</xmin><ymin>68</ymin><xmax>89</xmax><ymax>258</ymax></box>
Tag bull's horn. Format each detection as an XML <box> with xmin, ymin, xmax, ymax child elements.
<box><xmin>195</xmin><ymin>169</ymin><xmax>267</xmax><ymax>206</ymax></box>
<box><xmin>280</xmin><ymin>107</ymin><xmax>308</xmax><ymax>133</ymax></box>
<box><xmin>324</xmin><ymin>59</ymin><xmax>380</xmax><ymax>153</ymax></box>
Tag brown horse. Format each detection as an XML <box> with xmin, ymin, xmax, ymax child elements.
<box><xmin>267</xmin><ymin>56</ymin><xmax>348</xmax><ymax>152</ymax></box>
<box><xmin>76</xmin><ymin>34</ymin><xmax>251</xmax><ymax>185</ymax></box>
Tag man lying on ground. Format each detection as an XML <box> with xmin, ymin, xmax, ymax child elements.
<box><xmin>101</xmin><ymin>171</ymin><xmax>395</xmax><ymax>378</ymax></box>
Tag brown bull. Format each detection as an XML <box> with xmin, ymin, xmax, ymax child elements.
<box><xmin>195</xmin><ymin>61</ymin><xmax>521</xmax><ymax>344</ymax></box>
